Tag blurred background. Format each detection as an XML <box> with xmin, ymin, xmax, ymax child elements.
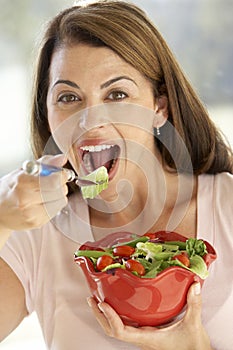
<box><xmin>0</xmin><ymin>0</ymin><xmax>232</xmax><ymax>348</ymax></box>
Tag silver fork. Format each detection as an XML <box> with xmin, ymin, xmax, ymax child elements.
<box><xmin>22</xmin><ymin>160</ymin><xmax>102</xmax><ymax>187</ymax></box>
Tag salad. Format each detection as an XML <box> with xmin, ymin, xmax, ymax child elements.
<box><xmin>80</xmin><ymin>166</ymin><xmax>108</xmax><ymax>199</ymax></box>
<box><xmin>74</xmin><ymin>233</ymin><xmax>210</xmax><ymax>279</ymax></box>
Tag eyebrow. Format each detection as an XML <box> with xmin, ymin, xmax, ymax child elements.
<box><xmin>52</xmin><ymin>79</ymin><xmax>80</xmax><ymax>90</ymax></box>
<box><xmin>100</xmin><ymin>76</ymin><xmax>137</xmax><ymax>89</ymax></box>
<box><xmin>52</xmin><ymin>76</ymin><xmax>137</xmax><ymax>90</ymax></box>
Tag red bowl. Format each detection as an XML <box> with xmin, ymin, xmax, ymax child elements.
<box><xmin>74</xmin><ymin>231</ymin><xmax>216</xmax><ymax>327</ymax></box>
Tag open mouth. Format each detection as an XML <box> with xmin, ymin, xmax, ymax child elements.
<box><xmin>79</xmin><ymin>144</ymin><xmax>121</xmax><ymax>179</ymax></box>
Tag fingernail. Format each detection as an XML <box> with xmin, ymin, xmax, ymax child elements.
<box><xmin>41</xmin><ymin>154</ymin><xmax>67</xmax><ymax>165</ymax></box>
<box><xmin>53</xmin><ymin>153</ymin><xmax>67</xmax><ymax>163</ymax></box>
<box><xmin>86</xmin><ymin>297</ymin><xmax>92</xmax><ymax>307</ymax></box>
<box><xmin>194</xmin><ymin>282</ymin><xmax>201</xmax><ymax>295</ymax></box>
<box><xmin>98</xmin><ymin>302</ymin><xmax>104</xmax><ymax>312</ymax></box>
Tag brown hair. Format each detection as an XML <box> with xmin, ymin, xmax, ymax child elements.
<box><xmin>31</xmin><ymin>0</ymin><xmax>233</xmax><ymax>174</ymax></box>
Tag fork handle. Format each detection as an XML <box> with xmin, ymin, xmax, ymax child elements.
<box><xmin>22</xmin><ymin>160</ymin><xmax>76</xmax><ymax>182</ymax></box>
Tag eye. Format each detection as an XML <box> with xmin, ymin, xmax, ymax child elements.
<box><xmin>57</xmin><ymin>93</ymin><xmax>80</xmax><ymax>103</ymax></box>
<box><xmin>107</xmin><ymin>91</ymin><xmax>128</xmax><ymax>101</ymax></box>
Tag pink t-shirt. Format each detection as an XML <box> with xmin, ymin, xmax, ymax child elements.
<box><xmin>0</xmin><ymin>173</ymin><xmax>233</xmax><ymax>349</ymax></box>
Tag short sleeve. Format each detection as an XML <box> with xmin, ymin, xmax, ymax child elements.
<box><xmin>0</xmin><ymin>228</ymin><xmax>43</xmax><ymax>314</ymax></box>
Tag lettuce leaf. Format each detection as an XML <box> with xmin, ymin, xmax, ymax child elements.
<box><xmin>81</xmin><ymin>166</ymin><xmax>108</xmax><ymax>199</ymax></box>
<box><xmin>186</xmin><ymin>238</ymin><xmax>208</xmax><ymax>257</ymax></box>
<box><xmin>169</xmin><ymin>254</ymin><xmax>209</xmax><ymax>279</ymax></box>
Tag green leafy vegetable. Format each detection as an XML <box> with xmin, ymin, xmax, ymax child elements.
<box><xmin>165</xmin><ymin>241</ymin><xmax>186</xmax><ymax>250</ymax></box>
<box><xmin>102</xmin><ymin>262</ymin><xmax>125</xmax><ymax>272</ymax></box>
<box><xmin>141</xmin><ymin>260</ymin><xmax>163</xmax><ymax>278</ymax></box>
<box><xmin>136</xmin><ymin>242</ymin><xmax>163</xmax><ymax>260</ymax></box>
<box><xmin>189</xmin><ymin>255</ymin><xmax>209</xmax><ymax>279</ymax></box>
<box><xmin>186</xmin><ymin>238</ymin><xmax>208</xmax><ymax>257</ymax></box>
<box><xmin>76</xmin><ymin>236</ymin><xmax>210</xmax><ymax>279</ymax></box>
<box><xmin>81</xmin><ymin>166</ymin><xmax>108</xmax><ymax>199</ymax></box>
<box><xmin>169</xmin><ymin>254</ymin><xmax>209</xmax><ymax>279</ymax></box>
<box><xmin>113</xmin><ymin>235</ymin><xmax>149</xmax><ymax>248</ymax></box>
<box><xmin>135</xmin><ymin>242</ymin><xmax>179</xmax><ymax>261</ymax></box>
<box><xmin>75</xmin><ymin>249</ymin><xmax>113</xmax><ymax>259</ymax></box>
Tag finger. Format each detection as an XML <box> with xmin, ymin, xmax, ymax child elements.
<box><xmin>87</xmin><ymin>297</ymin><xmax>112</xmax><ymax>335</ymax></box>
<box><xmin>1</xmin><ymin>168</ymin><xmax>22</xmax><ymax>185</ymax></box>
<box><xmin>13</xmin><ymin>173</ymin><xmax>68</xmax><ymax>206</ymax></box>
<box><xmin>39</xmin><ymin>154</ymin><xmax>68</xmax><ymax>167</ymax></box>
<box><xmin>21</xmin><ymin>198</ymin><xmax>68</xmax><ymax>226</ymax></box>
<box><xmin>97</xmin><ymin>301</ymin><xmax>125</xmax><ymax>337</ymax></box>
<box><xmin>12</xmin><ymin>171</ymin><xmax>40</xmax><ymax>190</ymax></box>
<box><xmin>42</xmin><ymin>196</ymin><xmax>68</xmax><ymax>219</ymax></box>
<box><xmin>39</xmin><ymin>184</ymin><xmax>69</xmax><ymax>203</ymax></box>
<box><xmin>39</xmin><ymin>172</ymin><xmax>70</xmax><ymax>193</ymax></box>
<box><xmin>95</xmin><ymin>301</ymin><xmax>144</xmax><ymax>345</ymax></box>
<box><xmin>16</xmin><ymin>202</ymin><xmax>56</xmax><ymax>228</ymax></box>
<box><xmin>14</xmin><ymin>171</ymin><xmax>67</xmax><ymax>193</ymax></box>
<box><xmin>184</xmin><ymin>282</ymin><xmax>202</xmax><ymax>324</ymax></box>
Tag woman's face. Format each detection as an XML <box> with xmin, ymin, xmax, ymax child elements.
<box><xmin>46</xmin><ymin>43</ymin><xmax>159</xmax><ymax>194</ymax></box>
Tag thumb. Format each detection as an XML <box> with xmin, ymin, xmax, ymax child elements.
<box><xmin>184</xmin><ymin>282</ymin><xmax>202</xmax><ymax>324</ymax></box>
<box><xmin>39</xmin><ymin>154</ymin><xmax>68</xmax><ymax>167</ymax></box>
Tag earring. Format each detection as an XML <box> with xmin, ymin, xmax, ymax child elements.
<box><xmin>156</xmin><ymin>127</ymin><xmax>160</xmax><ymax>136</ymax></box>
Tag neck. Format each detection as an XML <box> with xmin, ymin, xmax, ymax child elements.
<box><xmin>148</xmin><ymin>172</ymin><xmax>198</xmax><ymax>237</ymax></box>
<box><xmin>89</xmin><ymin>171</ymin><xmax>197</xmax><ymax>240</ymax></box>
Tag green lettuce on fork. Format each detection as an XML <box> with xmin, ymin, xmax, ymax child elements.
<box><xmin>80</xmin><ymin>166</ymin><xmax>109</xmax><ymax>199</ymax></box>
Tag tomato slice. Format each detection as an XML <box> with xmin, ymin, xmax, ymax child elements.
<box><xmin>112</xmin><ymin>245</ymin><xmax>135</xmax><ymax>257</ymax></box>
<box><xmin>125</xmin><ymin>259</ymin><xmax>145</xmax><ymax>276</ymax></box>
<box><xmin>143</xmin><ymin>232</ymin><xmax>156</xmax><ymax>239</ymax></box>
<box><xmin>172</xmin><ymin>252</ymin><xmax>190</xmax><ymax>267</ymax></box>
<box><xmin>79</xmin><ymin>245</ymin><xmax>104</xmax><ymax>252</ymax></box>
<box><xmin>96</xmin><ymin>255</ymin><xmax>114</xmax><ymax>271</ymax></box>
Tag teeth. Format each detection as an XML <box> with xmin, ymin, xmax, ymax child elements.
<box><xmin>111</xmin><ymin>158</ymin><xmax>116</xmax><ymax>167</ymax></box>
<box><xmin>83</xmin><ymin>153</ymin><xmax>93</xmax><ymax>172</ymax></box>
<box><xmin>80</xmin><ymin>144</ymin><xmax>114</xmax><ymax>152</ymax></box>
<box><xmin>82</xmin><ymin>144</ymin><xmax>118</xmax><ymax>173</ymax></box>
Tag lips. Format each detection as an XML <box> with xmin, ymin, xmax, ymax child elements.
<box><xmin>78</xmin><ymin>143</ymin><xmax>120</xmax><ymax>179</ymax></box>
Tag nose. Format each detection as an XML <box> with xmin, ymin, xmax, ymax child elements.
<box><xmin>77</xmin><ymin>104</ymin><xmax>111</xmax><ymax>131</ymax></box>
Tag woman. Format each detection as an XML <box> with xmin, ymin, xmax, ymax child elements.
<box><xmin>0</xmin><ymin>1</ymin><xmax>232</xmax><ymax>349</ymax></box>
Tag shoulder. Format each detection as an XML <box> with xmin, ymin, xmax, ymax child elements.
<box><xmin>215</xmin><ymin>171</ymin><xmax>233</xmax><ymax>184</ymax></box>
<box><xmin>212</xmin><ymin>173</ymin><xmax>233</xmax><ymax>236</ymax></box>
<box><xmin>199</xmin><ymin>171</ymin><xmax>233</xmax><ymax>197</ymax></box>
<box><xmin>214</xmin><ymin>172</ymin><xmax>233</xmax><ymax>201</ymax></box>
<box><xmin>198</xmin><ymin>172</ymin><xmax>233</xmax><ymax>227</ymax></box>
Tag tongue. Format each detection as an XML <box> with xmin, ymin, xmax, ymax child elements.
<box><xmin>86</xmin><ymin>149</ymin><xmax>115</xmax><ymax>171</ymax></box>
<box><xmin>102</xmin><ymin>160</ymin><xmax>112</xmax><ymax>171</ymax></box>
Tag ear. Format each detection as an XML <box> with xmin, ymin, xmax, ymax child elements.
<box><xmin>153</xmin><ymin>95</ymin><xmax>169</xmax><ymax>128</ymax></box>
